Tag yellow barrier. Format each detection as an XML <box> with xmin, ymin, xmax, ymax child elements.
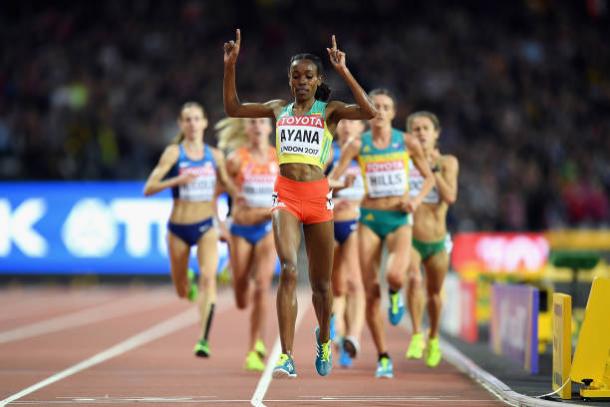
<box><xmin>570</xmin><ymin>277</ymin><xmax>610</xmax><ymax>399</ymax></box>
<box><xmin>552</xmin><ymin>293</ymin><xmax>571</xmax><ymax>399</ymax></box>
<box><xmin>546</xmin><ymin>230</ymin><xmax>610</xmax><ymax>250</ymax></box>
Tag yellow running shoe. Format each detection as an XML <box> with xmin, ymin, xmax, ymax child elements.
<box><xmin>425</xmin><ymin>337</ymin><xmax>442</xmax><ymax>367</ymax></box>
<box><xmin>187</xmin><ymin>269</ymin><xmax>198</xmax><ymax>302</ymax></box>
<box><xmin>193</xmin><ymin>339</ymin><xmax>210</xmax><ymax>358</ymax></box>
<box><xmin>254</xmin><ymin>339</ymin><xmax>267</xmax><ymax>359</ymax></box>
<box><xmin>405</xmin><ymin>332</ymin><xmax>425</xmax><ymax>359</ymax></box>
<box><xmin>244</xmin><ymin>351</ymin><xmax>265</xmax><ymax>372</ymax></box>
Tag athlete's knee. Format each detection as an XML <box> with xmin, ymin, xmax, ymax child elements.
<box><xmin>332</xmin><ymin>280</ymin><xmax>347</xmax><ymax>297</ymax></box>
<box><xmin>427</xmin><ymin>290</ymin><xmax>442</xmax><ymax>305</ymax></box>
<box><xmin>345</xmin><ymin>279</ymin><xmax>360</xmax><ymax>295</ymax></box>
<box><xmin>311</xmin><ymin>278</ymin><xmax>331</xmax><ymax>298</ymax></box>
<box><xmin>364</xmin><ymin>282</ymin><xmax>381</xmax><ymax>302</ymax></box>
<box><xmin>279</xmin><ymin>261</ymin><xmax>298</xmax><ymax>286</ymax></box>
<box><xmin>426</xmin><ymin>278</ymin><xmax>443</xmax><ymax>297</ymax></box>
<box><xmin>200</xmin><ymin>273</ymin><xmax>216</xmax><ymax>289</ymax></box>
<box><xmin>253</xmin><ymin>274</ymin><xmax>271</xmax><ymax>294</ymax></box>
<box><xmin>408</xmin><ymin>271</ymin><xmax>423</xmax><ymax>289</ymax></box>
<box><xmin>387</xmin><ymin>273</ymin><xmax>404</xmax><ymax>290</ymax></box>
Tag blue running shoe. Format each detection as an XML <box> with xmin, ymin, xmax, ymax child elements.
<box><xmin>315</xmin><ymin>327</ymin><xmax>332</xmax><ymax>376</ymax></box>
<box><xmin>375</xmin><ymin>356</ymin><xmax>394</xmax><ymax>378</ymax></box>
<box><xmin>272</xmin><ymin>353</ymin><xmax>297</xmax><ymax>379</ymax></box>
<box><xmin>339</xmin><ymin>344</ymin><xmax>353</xmax><ymax>368</ymax></box>
<box><xmin>388</xmin><ymin>290</ymin><xmax>405</xmax><ymax>326</ymax></box>
<box><xmin>329</xmin><ymin>314</ymin><xmax>336</xmax><ymax>342</ymax></box>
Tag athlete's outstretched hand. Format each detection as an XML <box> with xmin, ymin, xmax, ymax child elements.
<box><xmin>224</xmin><ymin>29</ymin><xmax>241</xmax><ymax>65</ymax></box>
<box><xmin>326</xmin><ymin>35</ymin><xmax>347</xmax><ymax>72</ymax></box>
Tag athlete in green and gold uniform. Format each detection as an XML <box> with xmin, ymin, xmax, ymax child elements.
<box><xmin>330</xmin><ymin>89</ymin><xmax>434</xmax><ymax>378</ymax></box>
<box><xmin>405</xmin><ymin>111</ymin><xmax>459</xmax><ymax>368</ymax></box>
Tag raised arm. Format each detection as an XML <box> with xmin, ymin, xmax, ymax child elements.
<box><xmin>403</xmin><ymin>134</ymin><xmax>435</xmax><ymax>212</ymax></box>
<box><xmin>211</xmin><ymin>147</ymin><xmax>239</xmax><ymax>199</ymax></box>
<box><xmin>223</xmin><ymin>29</ymin><xmax>285</xmax><ymax>118</ymax></box>
<box><xmin>433</xmin><ymin>151</ymin><xmax>459</xmax><ymax>205</ymax></box>
<box><xmin>143</xmin><ymin>145</ymin><xmax>195</xmax><ymax>196</ymax></box>
<box><xmin>325</xmin><ymin>35</ymin><xmax>377</xmax><ymax>125</ymax></box>
<box><xmin>328</xmin><ymin>136</ymin><xmax>361</xmax><ymax>184</ymax></box>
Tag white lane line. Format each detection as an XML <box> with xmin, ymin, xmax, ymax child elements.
<box><xmin>250</xmin><ymin>291</ymin><xmax>311</xmax><ymax>407</ymax></box>
<box><xmin>0</xmin><ymin>291</ymin><xmax>174</xmax><ymax>344</ymax></box>
<box><xmin>0</xmin><ymin>298</ymin><xmax>209</xmax><ymax>407</ymax></box>
<box><xmin>6</xmin><ymin>398</ymin><xmax>508</xmax><ymax>404</ymax></box>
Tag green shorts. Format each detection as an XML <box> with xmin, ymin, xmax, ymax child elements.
<box><xmin>359</xmin><ymin>208</ymin><xmax>412</xmax><ymax>240</ymax></box>
<box><xmin>413</xmin><ymin>238</ymin><xmax>446</xmax><ymax>261</ymax></box>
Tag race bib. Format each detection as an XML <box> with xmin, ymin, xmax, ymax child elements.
<box><xmin>409</xmin><ymin>162</ymin><xmax>439</xmax><ymax>204</ymax></box>
<box><xmin>242</xmin><ymin>173</ymin><xmax>276</xmax><ymax>208</ymax></box>
<box><xmin>277</xmin><ymin>115</ymin><xmax>324</xmax><ymax>158</ymax></box>
<box><xmin>179</xmin><ymin>162</ymin><xmax>216</xmax><ymax>201</ymax></box>
<box><xmin>336</xmin><ymin>164</ymin><xmax>365</xmax><ymax>201</ymax></box>
<box><xmin>364</xmin><ymin>160</ymin><xmax>407</xmax><ymax>198</ymax></box>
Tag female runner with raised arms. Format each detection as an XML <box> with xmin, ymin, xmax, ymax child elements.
<box><xmin>223</xmin><ymin>29</ymin><xmax>376</xmax><ymax>378</ymax></box>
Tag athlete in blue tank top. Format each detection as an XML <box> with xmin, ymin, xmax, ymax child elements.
<box><xmin>326</xmin><ymin>119</ymin><xmax>366</xmax><ymax>368</ymax></box>
<box><xmin>144</xmin><ymin>102</ymin><xmax>238</xmax><ymax>359</ymax></box>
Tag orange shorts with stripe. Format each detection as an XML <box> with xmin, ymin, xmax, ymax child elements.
<box><xmin>271</xmin><ymin>175</ymin><xmax>333</xmax><ymax>224</ymax></box>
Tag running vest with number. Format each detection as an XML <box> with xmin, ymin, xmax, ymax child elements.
<box><xmin>408</xmin><ymin>160</ymin><xmax>439</xmax><ymax>204</ymax></box>
<box><xmin>358</xmin><ymin>129</ymin><xmax>409</xmax><ymax>198</ymax></box>
<box><xmin>276</xmin><ymin>100</ymin><xmax>333</xmax><ymax>169</ymax></box>
<box><xmin>168</xmin><ymin>144</ymin><xmax>217</xmax><ymax>202</ymax></box>
<box><xmin>235</xmin><ymin>146</ymin><xmax>279</xmax><ymax>208</ymax></box>
<box><xmin>331</xmin><ymin>142</ymin><xmax>365</xmax><ymax>201</ymax></box>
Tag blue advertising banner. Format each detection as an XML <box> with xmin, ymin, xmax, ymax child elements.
<box><xmin>0</xmin><ymin>182</ymin><xmax>229</xmax><ymax>274</ymax></box>
<box><xmin>490</xmin><ymin>283</ymin><xmax>539</xmax><ymax>373</ymax></box>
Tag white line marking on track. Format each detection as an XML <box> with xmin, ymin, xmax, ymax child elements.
<box><xmin>6</xmin><ymin>398</ymin><xmax>508</xmax><ymax>404</ymax></box>
<box><xmin>250</xmin><ymin>291</ymin><xmax>311</xmax><ymax>407</ymax></box>
<box><xmin>0</xmin><ymin>307</ymin><xmax>198</xmax><ymax>406</ymax></box>
<box><xmin>0</xmin><ymin>291</ymin><xmax>174</xmax><ymax>344</ymax></box>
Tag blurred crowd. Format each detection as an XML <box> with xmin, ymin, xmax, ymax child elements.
<box><xmin>1</xmin><ymin>0</ymin><xmax>609</xmax><ymax>231</ymax></box>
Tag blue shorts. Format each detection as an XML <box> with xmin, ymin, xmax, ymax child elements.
<box><xmin>230</xmin><ymin>221</ymin><xmax>273</xmax><ymax>245</ymax></box>
<box><xmin>334</xmin><ymin>219</ymin><xmax>358</xmax><ymax>245</ymax></box>
<box><xmin>168</xmin><ymin>217</ymin><xmax>214</xmax><ymax>246</ymax></box>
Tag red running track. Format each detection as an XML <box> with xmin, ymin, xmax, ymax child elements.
<box><xmin>0</xmin><ymin>286</ymin><xmax>506</xmax><ymax>406</ymax></box>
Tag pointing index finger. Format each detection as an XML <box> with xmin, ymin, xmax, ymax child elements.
<box><xmin>236</xmin><ymin>28</ymin><xmax>241</xmax><ymax>46</ymax></box>
<box><xmin>331</xmin><ymin>35</ymin><xmax>337</xmax><ymax>51</ymax></box>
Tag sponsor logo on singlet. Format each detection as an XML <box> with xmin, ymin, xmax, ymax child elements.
<box><xmin>364</xmin><ymin>159</ymin><xmax>407</xmax><ymax>198</ymax></box>
<box><xmin>277</xmin><ymin>115</ymin><xmax>324</xmax><ymax>158</ymax></box>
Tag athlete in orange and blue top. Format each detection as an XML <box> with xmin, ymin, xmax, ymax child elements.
<box><xmin>224</xmin><ymin>117</ymin><xmax>279</xmax><ymax>372</ymax></box>
<box><xmin>223</xmin><ymin>29</ymin><xmax>377</xmax><ymax>378</ymax></box>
